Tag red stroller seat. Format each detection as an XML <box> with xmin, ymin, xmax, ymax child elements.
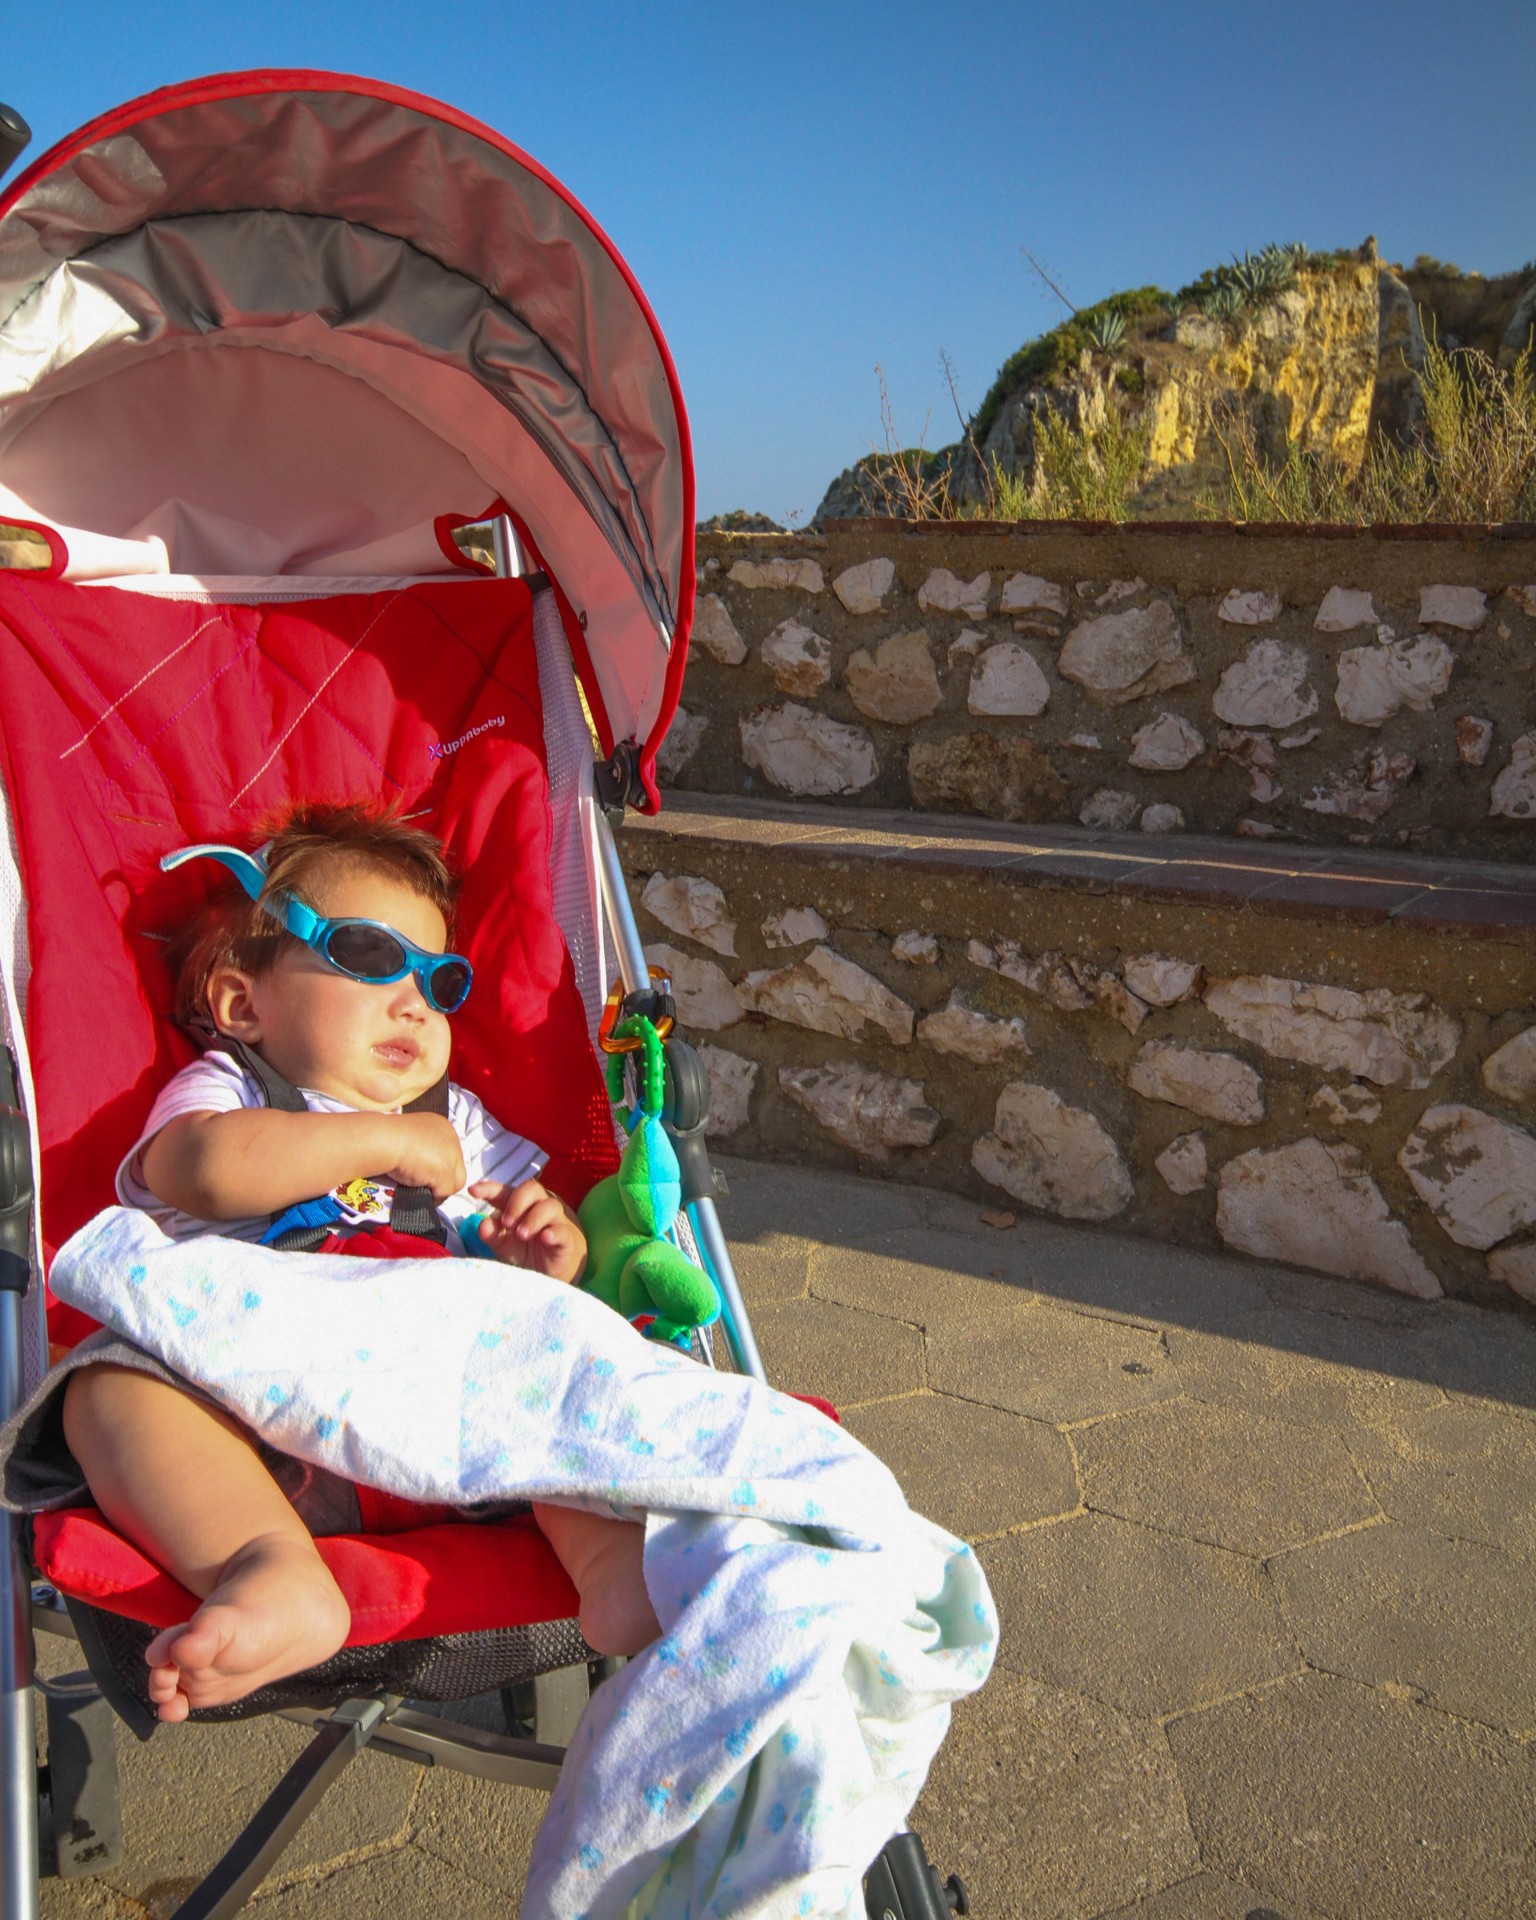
<box><xmin>1</xmin><ymin>569</ymin><xmax>619</xmax><ymax>1727</ymax></box>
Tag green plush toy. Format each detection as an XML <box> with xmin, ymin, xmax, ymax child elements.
<box><xmin>575</xmin><ymin>1016</ymin><xmax>721</xmax><ymax>1348</ymax></box>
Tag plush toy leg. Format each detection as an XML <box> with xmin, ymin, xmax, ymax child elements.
<box><xmin>619</xmin><ymin>1239</ymin><xmax>720</xmax><ymax>1335</ymax></box>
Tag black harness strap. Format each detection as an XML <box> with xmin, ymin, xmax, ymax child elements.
<box><xmin>216</xmin><ymin>1040</ymin><xmax>450</xmax><ymax>1252</ymax></box>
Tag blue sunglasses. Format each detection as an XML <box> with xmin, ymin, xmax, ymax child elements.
<box><xmin>162</xmin><ymin>843</ymin><xmax>474</xmax><ymax>1014</ymax></box>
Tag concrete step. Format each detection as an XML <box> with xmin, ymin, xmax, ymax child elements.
<box><xmin>620</xmin><ymin>792</ymin><xmax>1536</xmax><ymax>1313</ymax></box>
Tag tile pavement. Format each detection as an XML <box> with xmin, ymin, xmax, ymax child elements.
<box><xmin>32</xmin><ymin>1153</ymin><xmax>1536</xmax><ymax>1918</ymax></box>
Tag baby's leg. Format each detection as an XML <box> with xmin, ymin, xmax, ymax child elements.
<box><xmin>532</xmin><ymin>1501</ymin><xmax>660</xmax><ymax>1657</ymax></box>
<box><xmin>63</xmin><ymin>1366</ymin><xmax>350</xmax><ymax>1722</ymax></box>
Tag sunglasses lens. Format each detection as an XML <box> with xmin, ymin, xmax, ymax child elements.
<box><xmin>325</xmin><ymin>923</ymin><xmax>406</xmax><ymax>981</ymax></box>
<box><xmin>429</xmin><ymin>960</ymin><xmax>472</xmax><ymax>1011</ymax></box>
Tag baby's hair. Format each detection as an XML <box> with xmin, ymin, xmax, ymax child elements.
<box><xmin>167</xmin><ymin>801</ymin><xmax>460</xmax><ymax>1033</ymax></box>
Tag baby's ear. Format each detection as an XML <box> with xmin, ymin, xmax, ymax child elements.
<box><xmin>206</xmin><ymin>966</ymin><xmax>263</xmax><ymax>1041</ymax></box>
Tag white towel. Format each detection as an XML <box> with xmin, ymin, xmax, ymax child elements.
<box><xmin>52</xmin><ymin>1208</ymin><xmax>997</xmax><ymax>1919</ymax></box>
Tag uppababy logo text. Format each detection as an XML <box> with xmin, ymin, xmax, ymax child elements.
<box><xmin>429</xmin><ymin>716</ymin><xmax>506</xmax><ymax>760</ymax></box>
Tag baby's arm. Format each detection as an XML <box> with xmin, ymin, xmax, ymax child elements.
<box><xmin>141</xmin><ymin>1108</ymin><xmax>466</xmax><ymax>1219</ymax></box>
<box><xmin>468</xmin><ymin>1179</ymin><xmax>587</xmax><ymax>1283</ymax></box>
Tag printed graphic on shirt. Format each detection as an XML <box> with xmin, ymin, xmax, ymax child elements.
<box><xmin>333</xmin><ymin>1177</ymin><xmax>394</xmax><ymax>1224</ymax></box>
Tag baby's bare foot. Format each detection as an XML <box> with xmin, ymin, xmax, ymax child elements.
<box><xmin>144</xmin><ymin>1532</ymin><xmax>350</xmax><ymax>1723</ymax></box>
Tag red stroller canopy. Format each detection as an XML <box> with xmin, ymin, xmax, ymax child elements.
<box><xmin>0</xmin><ymin>71</ymin><xmax>695</xmax><ymax>806</ymax></box>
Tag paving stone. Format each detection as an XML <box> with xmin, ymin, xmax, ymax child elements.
<box><xmin>927</xmin><ymin>1301</ymin><xmax>1180</xmax><ymax>1424</ymax></box>
<box><xmin>408</xmin><ymin>1758</ymin><xmax>547</xmax><ymax>1900</ymax></box>
<box><xmin>749</xmin><ymin>1295</ymin><xmax>926</xmax><ymax>1407</ymax></box>
<box><xmin>94</xmin><ymin>1711</ymin><xmax>416</xmax><ymax>1907</ymax></box>
<box><xmin>982</xmin><ymin>1512</ymin><xmax>1299</xmax><ymax>1717</ymax></box>
<box><xmin>1097</xmin><ymin>1871</ymin><xmax>1330</xmax><ymax>1918</ymax></box>
<box><xmin>1271</xmin><ymin>1522</ymin><xmax>1536</xmax><ymax>1736</ymax></box>
<box><xmin>1418</xmin><ymin>1300</ymin><xmax>1536</xmax><ymax>1423</ymax></box>
<box><xmin>808</xmin><ymin>1227</ymin><xmax>1037</xmax><ymax>1329</ymax></box>
<box><xmin>911</xmin><ymin>1667</ymin><xmax>1198</xmax><ymax>1920</ymax></box>
<box><xmin>1164</xmin><ymin>1310</ymin><xmax>1447</xmax><ymax>1432</ymax></box>
<box><xmin>245</xmin><ymin>1843</ymin><xmax>521</xmax><ymax>1918</ymax></box>
<box><xmin>1167</xmin><ymin>1671</ymin><xmax>1536</xmax><ymax>1919</ymax></box>
<box><xmin>1075</xmin><ymin>1400</ymin><xmax>1378</xmax><ymax>1557</ymax></box>
<box><xmin>714</xmin><ymin>1152</ymin><xmax>928</xmax><ymax>1244</ymax></box>
<box><xmin>725</xmin><ymin>1227</ymin><xmax>811</xmax><ymax>1303</ymax></box>
<box><xmin>995</xmin><ymin>1222</ymin><xmax>1272</xmax><ymax>1327</ymax></box>
<box><xmin>841</xmin><ymin>1392</ymin><xmax>1080</xmax><ymax>1537</ymax></box>
<box><xmin>1345</xmin><ymin>1400</ymin><xmax>1536</xmax><ymax>1556</ymax></box>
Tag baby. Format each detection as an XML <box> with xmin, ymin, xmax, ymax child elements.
<box><xmin>61</xmin><ymin>801</ymin><xmax>660</xmax><ymax>1722</ymax></box>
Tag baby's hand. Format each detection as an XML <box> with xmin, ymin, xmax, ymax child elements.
<box><xmin>383</xmin><ymin>1113</ymin><xmax>466</xmax><ymax>1201</ymax></box>
<box><xmin>469</xmin><ymin>1178</ymin><xmax>587</xmax><ymax>1283</ymax></box>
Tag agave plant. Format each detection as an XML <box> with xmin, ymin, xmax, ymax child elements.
<box><xmin>1086</xmin><ymin>308</ymin><xmax>1127</xmax><ymax>352</ymax></box>
<box><xmin>1198</xmin><ymin>283</ymin><xmax>1245</xmax><ymax>321</ymax></box>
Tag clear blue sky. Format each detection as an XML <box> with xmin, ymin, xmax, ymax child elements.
<box><xmin>8</xmin><ymin>1</ymin><xmax>1534</xmax><ymax>526</ymax></box>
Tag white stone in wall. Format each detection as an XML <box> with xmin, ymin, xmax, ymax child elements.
<box><xmin>892</xmin><ymin>931</ymin><xmax>939</xmax><ymax>966</ymax></box>
<box><xmin>1483</xmin><ymin>1026</ymin><xmax>1536</xmax><ymax>1103</ymax></box>
<box><xmin>1097</xmin><ymin>578</ymin><xmax>1146</xmax><ymax>606</ymax></box>
<box><xmin>1399</xmin><ymin>1105</ymin><xmax>1536</xmax><ymax>1249</ymax></box>
<box><xmin>1334</xmin><ymin>633</ymin><xmax>1454</xmax><ymax>727</ymax></box>
<box><xmin>1219</xmin><ymin>589</ymin><xmax>1282</xmax><ymax>625</ymax></box>
<box><xmin>739</xmin><ymin>945</ymin><xmax>915</xmax><ymax>1045</ymax></box>
<box><xmin>1216</xmin><ymin>1138</ymin><xmax>1441</xmax><ymax>1298</ymax></box>
<box><xmin>1058</xmin><ymin>601</ymin><xmax>1195</xmax><ymax>706</ymax></box>
<box><xmin>968</xmin><ymin>939</ymin><xmax>1096</xmax><ymax>1012</ymax></box>
<box><xmin>1203</xmin><ymin>974</ymin><xmax>1461</xmax><ymax>1088</ymax></box>
<box><xmin>1490</xmin><ymin>733</ymin><xmax>1536</xmax><ymax>820</ymax></box>
<box><xmin>918</xmin><ymin>568</ymin><xmax>990</xmax><ymax>618</ymax></box>
<box><xmin>968</xmin><ymin>642</ymin><xmax>1051</xmax><ymax>717</ymax></box>
<box><xmin>761</xmin><ymin>619</ymin><xmax>831</xmax><ymax>695</ymax></box>
<box><xmin>779</xmin><ymin>1064</ymin><xmax>939</xmax><ymax>1162</ymax></box>
<box><xmin>1508</xmin><ymin>585</ymin><xmax>1536</xmax><ymax>617</ymax></box>
<box><xmin>761</xmin><ymin>905</ymin><xmax>828</xmax><ymax>950</ymax></box>
<box><xmin>656</xmin><ymin>705</ymin><xmax>708</xmax><ymax>781</ymax></box>
<box><xmin>740</xmin><ymin>704</ymin><xmax>878</xmax><ymax>796</ymax></box>
<box><xmin>1140</xmin><ymin>804</ymin><xmax>1186</xmax><ymax>834</ymax></box>
<box><xmin>1000</xmin><ymin>572</ymin><xmax>1067</xmax><ymax>616</ymax></box>
<box><xmin>846</xmin><ymin>630</ymin><xmax>943</xmax><ymax>724</ymax></box>
<box><xmin>1216</xmin><ymin>730</ymin><xmax>1283</xmax><ymax>804</ymax></box>
<box><xmin>1080</xmin><ymin>788</ymin><xmax>1140</xmax><ymax>831</ymax></box>
<box><xmin>1488</xmin><ymin>1241</ymin><xmax>1536</xmax><ymax>1306</ymax></box>
<box><xmin>1314</xmin><ymin>587</ymin><xmax>1379</xmax><ymax>632</ymax></box>
<box><xmin>972</xmin><ymin>1081</ymin><xmax>1133</xmax><ymax>1221</ymax></box>
<box><xmin>918</xmin><ymin>991</ymin><xmax>1030</xmax><ymax>1064</ymax></box>
<box><xmin>1213</xmin><ymin>639</ymin><xmax>1319</xmax><ymax>729</ymax></box>
<box><xmin>728</xmin><ymin>557</ymin><xmax>824</xmax><ymax>593</ymax></box>
<box><xmin>1419</xmin><ymin>584</ymin><xmax>1487</xmax><ymax>631</ymax></box>
<box><xmin>643</xmin><ymin>943</ymin><xmax>742</xmax><ymax>1031</ymax></box>
<box><xmin>692</xmin><ymin>592</ymin><xmax>748</xmax><ymax>666</ymax></box>
<box><xmin>699</xmin><ymin>1044</ymin><xmax>758</xmax><ymax>1138</ymax></box>
<box><xmin>1302</xmin><ymin>749</ymin><xmax>1415</xmax><ymax>822</ymax></box>
<box><xmin>832</xmin><ymin>557</ymin><xmax>895</xmax><ymax>615</ymax></box>
<box><xmin>1129</xmin><ymin>711</ymin><xmax>1205</xmax><ymax>771</ymax></box>
<box><xmin>1121</xmin><ymin>954</ymin><xmax>1203</xmax><ymax>1006</ymax></box>
<box><xmin>1456</xmin><ymin>715</ymin><xmax>1494</xmax><ymax>767</ymax></box>
<box><xmin>1090</xmin><ymin>973</ymin><xmax>1151</xmax><ymax>1034</ymax></box>
<box><xmin>640</xmin><ymin>873</ymin><xmax>737</xmax><ymax>957</ymax></box>
<box><xmin>1310</xmin><ymin>1082</ymin><xmax>1383</xmax><ymax>1127</ymax></box>
<box><xmin>948</xmin><ymin>629</ymin><xmax>986</xmax><ymax>663</ymax></box>
<box><xmin>1155</xmin><ymin>1132</ymin><xmax>1208</xmax><ymax>1195</ymax></box>
<box><xmin>1127</xmin><ymin>1042</ymin><xmax>1265</xmax><ymax>1125</ymax></box>
<box><xmin>1065</xmin><ymin>731</ymin><xmax>1103</xmax><ymax>751</ymax></box>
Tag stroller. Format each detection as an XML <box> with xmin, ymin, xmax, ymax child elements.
<box><xmin>0</xmin><ymin>72</ymin><xmax>971</xmax><ymax>1920</ymax></box>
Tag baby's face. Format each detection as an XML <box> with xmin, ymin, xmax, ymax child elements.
<box><xmin>241</xmin><ymin>865</ymin><xmax>454</xmax><ymax>1111</ymax></box>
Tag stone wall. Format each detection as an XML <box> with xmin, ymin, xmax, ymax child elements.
<box><xmin>668</xmin><ymin>525</ymin><xmax>1536</xmax><ymax>861</ymax></box>
<box><xmin>621</xmin><ymin>799</ymin><xmax>1536</xmax><ymax>1316</ymax></box>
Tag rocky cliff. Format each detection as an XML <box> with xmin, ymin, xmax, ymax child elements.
<box><xmin>814</xmin><ymin>249</ymin><xmax>1536</xmax><ymax>523</ymax></box>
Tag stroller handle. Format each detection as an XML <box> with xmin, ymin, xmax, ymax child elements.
<box><xmin>0</xmin><ymin>103</ymin><xmax>30</xmax><ymax>180</ymax></box>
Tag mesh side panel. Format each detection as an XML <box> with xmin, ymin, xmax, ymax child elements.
<box><xmin>74</xmin><ymin>1598</ymin><xmax>594</xmax><ymax>1724</ymax></box>
<box><xmin>0</xmin><ymin>770</ymin><xmax>48</xmax><ymax>1393</ymax></box>
<box><xmin>533</xmin><ymin>585</ymin><xmax>611</xmax><ymax>1048</ymax></box>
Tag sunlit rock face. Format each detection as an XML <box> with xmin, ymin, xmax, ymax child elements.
<box><xmin>972</xmin><ymin>1082</ymin><xmax>1133</xmax><ymax>1222</ymax></box>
